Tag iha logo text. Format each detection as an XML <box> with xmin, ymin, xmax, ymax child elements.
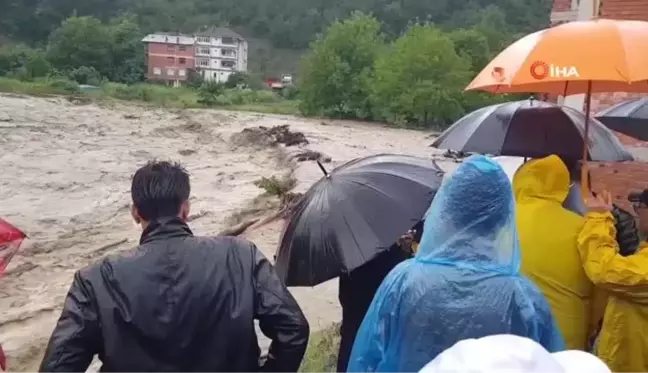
<box><xmin>530</xmin><ymin>61</ymin><xmax>579</xmax><ymax>80</ymax></box>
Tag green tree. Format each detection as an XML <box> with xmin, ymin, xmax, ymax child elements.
<box><xmin>0</xmin><ymin>45</ymin><xmax>51</xmax><ymax>79</ymax></box>
<box><xmin>68</xmin><ymin>66</ymin><xmax>102</xmax><ymax>85</ymax></box>
<box><xmin>449</xmin><ymin>28</ymin><xmax>490</xmax><ymax>72</ymax></box>
<box><xmin>372</xmin><ymin>24</ymin><xmax>471</xmax><ymax>127</ymax></box>
<box><xmin>298</xmin><ymin>12</ymin><xmax>384</xmax><ymax>119</ymax></box>
<box><xmin>107</xmin><ymin>15</ymin><xmax>145</xmax><ymax>83</ymax></box>
<box><xmin>45</xmin><ymin>15</ymin><xmax>144</xmax><ymax>84</ymax></box>
<box><xmin>46</xmin><ymin>16</ymin><xmax>112</xmax><ymax>77</ymax></box>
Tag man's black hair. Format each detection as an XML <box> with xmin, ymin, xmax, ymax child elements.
<box><xmin>131</xmin><ymin>160</ymin><xmax>190</xmax><ymax>221</ymax></box>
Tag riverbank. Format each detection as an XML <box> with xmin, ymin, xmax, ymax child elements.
<box><xmin>0</xmin><ymin>77</ymin><xmax>301</xmax><ymax>116</ymax></box>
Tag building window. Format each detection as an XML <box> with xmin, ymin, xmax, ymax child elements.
<box><xmin>179</xmin><ymin>45</ymin><xmax>187</xmax><ymax>51</ymax></box>
<box><xmin>197</xmin><ymin>59</ymin><xmax>209</xmax><ymax>67</ymax></box>
<box><xmin>167</xmin><ymin>45</ymin><xmax>176</xmax><ymax>52</ymax></box>
<box><xmin>179</xmin><ymin>69</ymin><xmax>186</xmax><ymax>77</ymax></box>
<box><xmin>197</xmin><ymin>47</ymin><xmax>210</xmax><ymax>55</ymax></box>
<box><xmin>221</xmin><ymin>36</ymin><xmax>234</xmax><ymax>44</ymax></box>
<box><xmin>221</xmin><ymin>60</ymin><xmax>235</xmax><ymax>68</ymax></box>
<box><xmin>153</xmin><ymin>67</ymin><xmax>161</xmax><ymax>75</ymax></box>
<box><xmin>197</xmin><ymin>36</ymin><xmax>210</xmax><ymax>43</ymax></box>
<box><xmin>179</xmin><ymin>58</ymin><xmax>186</xmax><ymax>65</ymax></box>
<box><xmin>167</xmin><ymin>68</ymin><xmax>175</xmax><ymax>76</ymax></box>
<box><xmin>221</xmin><ymin>48</ymin><xmax>235</xmax><ymax>57</ymax></box>
<box><xmin>166</xmin><ymin>56</ymin><xmax>175</xmax><ymax>64</ymax></box>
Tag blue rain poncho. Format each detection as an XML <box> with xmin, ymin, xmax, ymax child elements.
<box><xmin>347</xmin><ymin>155</ymin><xmax>564</xmax><ymax>372</ymax></box>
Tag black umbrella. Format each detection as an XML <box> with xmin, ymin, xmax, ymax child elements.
<box><xmin>596</xmin><ymin>97</ymin><xmax>648</xmax><ymax>141</ymax></box>
<box><xmin>275</xmin><ymin>154</ymin><xmax>443</xmax><ymax>287</ymax></box>
<box><xmin>431</xmin><ymin>99</ymin><xmax>633</xmax><ymax>162</ymax></box>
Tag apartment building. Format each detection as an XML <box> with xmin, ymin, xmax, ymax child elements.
<box><xmin>142</xmin><ymin>27</ymin><xmax>248</xmax><ymax>85</ymax></box>
<box><xmin>142</xmin><ymin>33</ymin><xmax>195</xmax><ymax>86</ymax></box>
<box><xmin>194</xmin><ymin>27</ymin><xmax>248</xmax><ymax>83</ymax></box>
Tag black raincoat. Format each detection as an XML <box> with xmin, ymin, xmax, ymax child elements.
<box><xmin>39</xmin><ymin>218</ymin><xmax>309</xmax><ymax>372</ymax></box>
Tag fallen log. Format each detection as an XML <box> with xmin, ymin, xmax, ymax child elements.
<box><xmin>217</xmin><ymin>218</ymin><xmax>260</xmax><ymax>237</ymax></box>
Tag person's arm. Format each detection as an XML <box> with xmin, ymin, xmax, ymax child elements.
<box><xmin>253</xmin><ymin>246</ymin><xmax>309</xmax><ymax>372</ymax></box>
<box><xmin>578</xmin><ymin>212</ymin><xmax>648</xmax><ymax>301</ymax></box>
<box><xmin>39</xmin><ymin>271</ymin><xmax>100</xmax><ymax>372</ymax></box>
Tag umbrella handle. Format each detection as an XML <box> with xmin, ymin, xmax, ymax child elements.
<box><xmin>581</xmin><ymin>163</ymin><xmax>591</xmax><ymax>197</ymax></box>
<box><xmin>580</xmin><ymin>81</ymin><xmax>593</xmax><ymax>196</ymax></box>
<box><xmin>317</xmin><ymin>161</ymin><xmax>329</xmax><ymax>177</ymax></box>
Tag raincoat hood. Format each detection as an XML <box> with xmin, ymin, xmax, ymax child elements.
<box><xmin>513</xmin><ymin>155</ymin><xmax>570</xmax><ymax>204</ymax></box>
<box><xmin>419</xmin><ymin>155</ymin><xmax>520</xmax><ymax>274</ymax></box>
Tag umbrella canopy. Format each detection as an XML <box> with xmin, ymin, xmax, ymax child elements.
<box><xmin>465</xmin><ymin>19</ymin><xmax>648</xmax><ymax>95</ymax></box>
<box><xmin>0</xmin><ymin>218</ymin><xmax>26</xmax><ymax>276</ymax></box>
<box><xmin>275</xmin><ymin>154</ymin><xmax>444</xmax><ymax>287</ymax></box>
<box><xmin>431</xmin><ymin>99</ymin><xmax>633</xmax><ymax>162</ymax></box>
<box><xmin>596</xmin><ymin>97</ymin><xmax>648</xmax><ymax>141</ymax></box>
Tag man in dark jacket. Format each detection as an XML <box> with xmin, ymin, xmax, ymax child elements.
<box><xmin>336</xmin><ymin>221</ymin><xmax>422</xmax><ymax>372</ymax></box>
<box><xmin>39</xmin><ymin>161</ymin><xmax>309</xmax><ymax>372</ymax></box>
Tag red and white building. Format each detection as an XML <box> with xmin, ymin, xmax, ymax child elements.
<box><xmin>142</xmin><ymin>33</ymin><xmax>195</xmax><ymax>86</ymax></box>
<box><xmin>142</xmin><ymin>28</ymin><xmax>248</xmax><ymax>86</ymax></box>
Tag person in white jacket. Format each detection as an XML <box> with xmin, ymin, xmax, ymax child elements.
<box><xmin>419</xmin><ymin>334</ymin><xmax>610</xmax><ymax>373</ymax></box>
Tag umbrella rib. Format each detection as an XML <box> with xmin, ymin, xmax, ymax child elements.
<box><xmin>343</xmin><ymin>169</ymin><xmax>440</xmax><ymax>190</ymax></box>
<box><xmin>329</xmin><ymin>180</ymin><xmax>371</xmax><ymax>269</ymax></box>
<box><xmin>343</xmin><ymin>178</ymin><xmax>417</xmax><ymax>252</ymax></box>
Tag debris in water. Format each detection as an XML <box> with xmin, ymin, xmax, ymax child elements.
<box><xmin>232</xmin><ymin>125</ymin><xmax>308</xmax><ymax>147</ymax></box>
<box><xmin>178</xmin><ymin>149</ymin><xmax>197</xmax><ymax>156</ymax></box>
<box><xmin>293</xmin><ymin>150</ymin><xmax>331</xmax><ymax>163</ymax></box>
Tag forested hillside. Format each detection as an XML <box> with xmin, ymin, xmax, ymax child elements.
<box><xmin>4</xmin><ymin>0</ymin><xmax>551</xmax><ymax>50</ymax></box>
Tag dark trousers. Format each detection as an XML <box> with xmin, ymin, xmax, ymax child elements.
<box><xmin>336</xmin><ymin>247</ymin><xmax>408</xmax><ymax>372</ymax></box>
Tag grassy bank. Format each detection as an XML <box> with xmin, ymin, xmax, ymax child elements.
<box><xmin>300</xmin><ymin>324</ymin><xmax>341</xmax><ymax>372</ymax></box>
<box><xmin>0</xmin><ymin>77</ymin><xmax>300</xmax><ymax>116</ymax></box>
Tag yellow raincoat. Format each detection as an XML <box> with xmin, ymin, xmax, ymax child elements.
<box><xmin>578</xmin><ymin>211</ymin><xmax>648</xmax><ymax>372</ymax></box>
<box><xmin>513</xmin><ymin>155</ymin><xmax>601</xmax><ymax>350</ymax></box>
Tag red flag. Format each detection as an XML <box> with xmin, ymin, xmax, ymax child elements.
<box><xmin>0</xmin><ymin>218</ymin><xmax>26</xmax><ymax>276</ymax></box>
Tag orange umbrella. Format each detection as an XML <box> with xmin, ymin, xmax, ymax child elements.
<box><xmin>466</xmin><ymin>19</ymin><xmax>648</xmax><ymax>95</ymax></box>
<box><xmin>465</xmin><ymin>18</ymin><xmax>648</xmax><ymax>193</ymax></box>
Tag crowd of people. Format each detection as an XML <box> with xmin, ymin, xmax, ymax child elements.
<box><xmin>30</xmin><ymin>155</ymin><xmax>648</xmax><ymax>372</ymax></box>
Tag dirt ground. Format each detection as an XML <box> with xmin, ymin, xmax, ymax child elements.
<box><xmin>0</xmin><ymin>94</ymin><xmax>452</xmax><ymax>371</ymax></box>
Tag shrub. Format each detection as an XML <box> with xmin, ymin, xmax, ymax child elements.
<box><xmin>0</xmin><ymin>45</ymin><xmax>52</xmax><ymax>79</ymax></box>
<box><xmin>254</xmin><ymin>175</ymin><xmax>296</xmax><ymax>199</ymax></box>
<box><xmin>224</xmin><ymin>72</ymin><xmax>250</xmax><ymax>88</ymax></box>
<box><xmin>103</xmin><ymin>82</ymin><xmax>189</xmax><ymax>104</ymax></box>
<box><xmin>68</xmin><ymin>66</ymin><xmax>102</xmax><ymax>85</ymax></box>
<box><xmin>225</xmin><ymin>89</ymin><xmax>279</xmax><ymax>105</ymax></box>
<box><xmin>299</xmin><ymin>324</ymin><xmax>340</xmax><ymax>372</ymax></box>
<box><xmin>281</xmin><ymin>86</ymin><xmax>299</xmax><ymax>100</ymax></box>
<box><xmin>185</xmin><ymin>68</ymin><xmax>204</xmax><ymax>88</ymax></box>
<box><xmin>111</xmin><ymin>84</ymin><xmax>146</xmax><ymax>100</ymax></box>
<box><xmin>47</xmin><ymin>78</ymin><xmax>80</xmax><ymax>94</ymax></box>
<box><xmin>197</xmin><ymin>81</ymin><xmax>226</xmax><ymax>105</ymax></box>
